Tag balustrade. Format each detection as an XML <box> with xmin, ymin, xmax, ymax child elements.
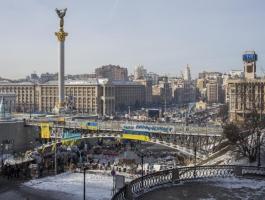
<box><xmin>112</xmin><ymin>165</ymin><xmax>265</xmax><ymax>200</ymax></box>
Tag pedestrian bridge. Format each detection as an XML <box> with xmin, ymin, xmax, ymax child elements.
<box><xmin>25</xmin><ymin>120</ymin><xmax>224</xmax><ymax>158</ymax></box>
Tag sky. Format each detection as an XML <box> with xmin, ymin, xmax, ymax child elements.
<box><xmin>0</xmin><ymin>0</ymin><xmax>265</xmax><ymax>79</ymax></box>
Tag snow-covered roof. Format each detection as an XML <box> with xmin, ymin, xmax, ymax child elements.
<box><xmin>0</xmin><ymin>81</ymin><xmax>34</xmax><ymax>85</ymax></box>
<box><xmin>43</xmin><ymin>79</ymin><xmax>100</xmax><ymax>85</ymax></box>
<box><xmin>111</xmin><ymin>80</ymin><xmax>141</xmax><ymax>85</ymax></box>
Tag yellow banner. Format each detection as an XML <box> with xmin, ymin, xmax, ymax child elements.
<box><xmin>41</xmin><ymin>123</ymin><xmax>50</xmax><ymax>139</ymax></box>
<box><xmin>122</xmin><ymin>134</ymin><xmax>150</xmax><ymax>142</ymax></box>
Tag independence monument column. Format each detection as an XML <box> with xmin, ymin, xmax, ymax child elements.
<box><xmin>54</xmin><ymin>8</ymin><xmax>68</xmax><ymax>113</ymax></box>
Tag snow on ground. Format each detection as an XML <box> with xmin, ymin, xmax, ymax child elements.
<box><xmin>212</xmin><ymin>177</ymin><xmax>265</xmax><ymax>189</ymax></box>
<box><xmin>24</xmin><ymin>172</ymin><xmax>115</xmax><ymax>200</ymax></box>
<box><xmin>139</xmin><ymin>177</ymin><xmax>265</xmax><ymax>200</ymax></box>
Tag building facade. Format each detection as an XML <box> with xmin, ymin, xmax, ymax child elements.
<box><xmin>0</xmin><ymin>82</ymin><xmax>37</xmax><ymax>113</ymax></box>
<box><xmin>0</xmin><ymin>93</ymin><xmax>16</xmax><ymax>117</ymax></box>
<box><xmin>133</xmin><ymin>79</ymin><xmax>152</xmax><ymax>105</ymax></box>
<box><xmin>113</xmin><ymin>81</ymin><xmax>145</xmax><ymax>111</ymax></box>
<box><xmin>95</xmin><ymin>65</ymin><xmax>128</xmax><ymax>81</ymax></box>
<box><xmin>172</xmin><ymin>79</ymin><xmax>196</xmax><ymax>105</ymax></box>
<box><xmin>0</xmin><ymin>79</ymin><xmax>147</xmax><ymax>116</ymax></box>
<box><xmin>38</xmin><ymin>79</ymin><xmax>115</xmax><ymax>115</ymax></box>
<box><xmin>134</xmin><ymin>65</ymin><xmax>147</xmax><ymax>80</ymax></box>
<box><xmin>206</xmin><ymin>81</ymin><xmax>220</xmax><ymax>103</ymax></box>
<box><xmin>227</xmin><ymin>51</ymin><xmax>263</xmax><ymax>121</ymax></box>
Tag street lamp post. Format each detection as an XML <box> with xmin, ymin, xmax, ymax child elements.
<box><xmin>135</xmin><ymin>144</ymin><xmax>145</xmax><ymax>189</ymax></box>
<box><xmin>193</xmin><ymin>139</ymin><xmax>197</xmax><ymax>178</ymax></box>
<box><xmin>141</xmin><ymin>153</ymin><xmax>144</xmax><ymax>188</ymax></box>
<box><xmin>1</xmin><ymin>143</ymin><xmax>4</xmax><ymax>168</ymax></box>
<box><xmin>83</xmin><ymin>166</ymin><xmax>88</xmax><ymax>200</ymax></box>
<box><xmin>54</xmin><ymin>143</ymin><xmax>57</xmax><ymax>175</ymax></box>
<box><xmin>258</xmin><ymin>87</ymin><xmax>262</xmax><ymax>167</ymax></box>
<box><xmin>257</xmin><ymin>131</ymin><xmax>261</xmax><ymax>167</ymax></box>
<box><xmin>29</xmin><ymin>103</ymin><xmax>32</xmax><ymax>119</ymax></box>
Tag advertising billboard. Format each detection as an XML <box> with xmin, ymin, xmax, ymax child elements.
<box><xmin>80</xmin><ymin>121</ymin><xmax>98</xmax><ymax>130</ymax></box>
<box><xmin>122</xmin><ymin>124</ymin><xmax>175</xmax><ymax>134</ymax></box>
<box><xmin>63</xmin><ymin>131</ymin><xmax>81</xmax><ymax>140</ymax></box>
<box><xmin>40</xmin><ymin>123</ymin><xmax>51</xmax><ymax>139</ymax></box>
<box><xmin>243</xmin><ymin>53</ymin><xmax>257</xmax><ymax>62</ymax></box>
<box><xmin>122</xmin><ymin>133</ymin><xmax>150</xmax><ymax>142</ymax></box>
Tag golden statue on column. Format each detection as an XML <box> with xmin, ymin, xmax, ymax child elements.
<box><xmin>55</xmin><ymin>8</ymin><xmax>68</xmax><ymax>42</ymax></box>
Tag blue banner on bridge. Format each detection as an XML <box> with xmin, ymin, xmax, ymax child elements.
<box><xmin>63</xmin><ymin>131</ymin><xmax>81</xmax><ymax>140</ymax></box>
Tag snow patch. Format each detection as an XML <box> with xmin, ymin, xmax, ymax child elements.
<box><xmin>24</xmin><ymin>172</ymin><xmax>114</xmax><ymax>200</ymax></box>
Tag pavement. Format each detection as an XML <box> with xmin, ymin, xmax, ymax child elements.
<box><xmin>138</xmin><ymin>178</ymin><xmax>265</xmax><ymax>200</ymax></box>
<box><xmin>0</xmin><ymin>177</ymin><xmax>71</xmax><ymax>200</ymax></box>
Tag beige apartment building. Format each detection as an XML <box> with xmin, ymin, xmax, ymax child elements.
<box><xmin>0</xmin><ymin>79</ymin><xmax>147</xmax><ymax>116</ymax></box>
<box><xmin>227</xmin><ymin>79</ymin><xmax>265</xmax><ymax>121</ymax></box>
<box><xmin>227</xmin><ymin>51</ymin><xmax>264</xmax><ymax>122</ymax></box>
<box><xmin>0</xmin><ymin>82</ymin><xmax>38</xmax><ymax>112</ymax></box>
<box><xmin>95</xmin><ymin>65</ymin><xmax>128</xmax><ymax>81</ymax></box>
<box><xmin>206</xmin><ymin>81</ymin><xmax>220</xmax><ymax>103</ymax></box>
<box><xmin>38</xmin><ymin>79</ymin><xmax>115</xmax><ymax>115</ymax></box>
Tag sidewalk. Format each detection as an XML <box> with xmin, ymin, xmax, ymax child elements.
<box><xmin>0</xmin><ymin>176</ymin><xmax>66</xmax><ymax>200</ymax></box>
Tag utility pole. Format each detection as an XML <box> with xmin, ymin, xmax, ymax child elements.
<box><xmin>141</xmin><ymin>153</ymin><xmax>144</xmax><ymax>188</ymax></box>
<box><xmin>164</xmin><ymin>81</ymin><xmax>167</xmax><ymax>116</ymax></box>
<box><xmin>54</xmin><ymin>142</ymin><xmax>57</xmax><ymax>175</ymax></box>
<box><xmin>83</xmin><ymin>167</ymin><xmax>87</xmax><ymax>200</ymax></box>
<box><xmin>258</xmin><ymin>131</ymin><xmax>261</xmax><ymax>167</ymax></box>
<box><xmin>258</xmin><ymin>86</ymin><xmax>262</xmax><ymax>167</ymax></box>
<box><xmin>1</xmin><ymin>143</ymin><xmax>4</xmax><ymax>168</ymax></box>
<box><xmin>54</xmin><ymin>130</ymin><xmax>58</xmax><ymax>175</ymax></box>
<box><xmin>193</xmin><ymin>144</ymin><xmax>197</xmax><ymax>178</ymax></box>
<box><xmin>29</xmin><ymin>103</ymin><xmax>32</xmax><ymax>119</ymax></box>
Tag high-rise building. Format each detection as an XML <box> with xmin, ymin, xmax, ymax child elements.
<box><xmin>95</xmin><ymin>65</ymin><xmax>128</xmax><ymax>81</ymax></box>
<box><xmin>183</xmin><ymin>65</ymin><xmax>191</xmax><ymax>81</ymax></box>
<box><xmin>206</xmin><ymin>81</ymin><xmax>220</xmax><ymax>103</ymax></box>
<box><xmin>243</xmin><ymin>51</ymin><xmax>257</xmax><ymax>79</ymax></box>
<box><xmin>196</xmin><ymin>79</ymin><xmax>206</xmax><ymax>92</ymax></box>
<box><xmin>152</xmin><ymin>77</ymin><xmax>172</xmax><ymax>105</ymax></box>
<box><xmin>172</xmin><ymin>79</ymin><xmax>196</xmax><ymax>104</ymax></box>
<box><xmin>146</xmin><ymin>72</ymin><xmax>159</xmax><ymax>85</ymax></box>
<box><xmin>227</xmin><ymin>51</ymin><xmax>263</xmax><ymax>121</ymax></box>
<box><xmin>196</xmin><ymin>70</ymin><xmax>224</xmax><ymax>103</ymax></box>
<box><xmin>134</xmin><ymin>65</ymin><xmax>147</xmax><ymax>80</ymax></box>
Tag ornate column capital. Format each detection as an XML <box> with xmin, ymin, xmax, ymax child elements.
<box><xmin>55</xmin><ymin>30</ymin><xmax>68</xmax><ymax>42</ymax></box>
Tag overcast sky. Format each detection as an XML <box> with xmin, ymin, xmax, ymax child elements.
<box><xmin>0</xmin><ymin>0</ymin><xmax>265</xmax><ymax>79</ymax></box>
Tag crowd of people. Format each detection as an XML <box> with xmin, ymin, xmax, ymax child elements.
<box><xmin>1</xmin><ymin>162</ymin><xmax>31</xmax><ymax>180</ymax></box>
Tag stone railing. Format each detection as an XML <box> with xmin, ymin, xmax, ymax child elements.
<box><xmin>112</xmin><ymin>165</ymin><xmax>265</xmax><ymax>200</ymax></box>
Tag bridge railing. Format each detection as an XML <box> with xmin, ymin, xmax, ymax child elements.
<box><xmin>112</xmin><ymin>165</ymin><xmax>265</xmax><ymax>200</ymax></box>
<box><xmin>25</xmin><ymin>119</ymin><xmax>223</xmax><ymax>136</ymax></box>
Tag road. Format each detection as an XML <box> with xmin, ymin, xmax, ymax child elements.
<box><xmin>0</xmin><ymin>177</ymin><xmax>71</xmax><ymax>200</ymax></box>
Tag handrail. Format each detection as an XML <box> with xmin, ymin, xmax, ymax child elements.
<box><xmin>25</xmin><ymin>119</ymin><xmax>223</xmax><ymax>136</ymax></box>
<box><xmin>112</xmin><ymin>165</ymin><xmax>265</xmax><ymax>200</ymax></box>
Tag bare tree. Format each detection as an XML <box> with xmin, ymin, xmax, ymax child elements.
<box><xmin>223</xmin><ymin>110</ymin><xmax>264</xmax><ymax>163</ymax></box>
